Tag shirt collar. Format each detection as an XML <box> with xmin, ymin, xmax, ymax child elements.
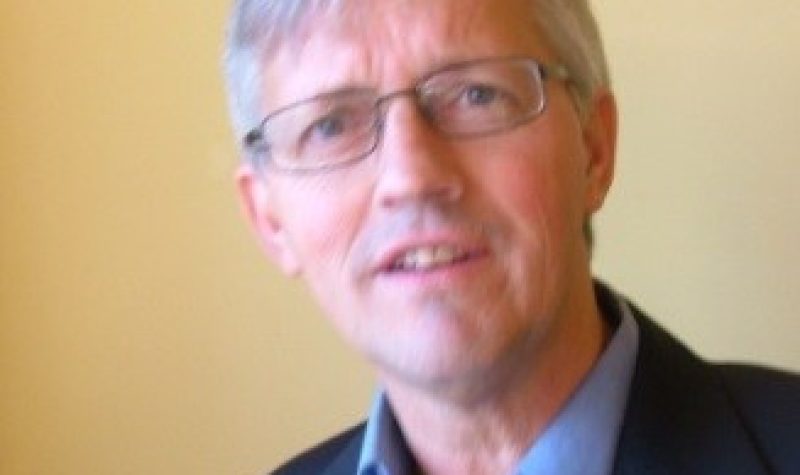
<box><xmin>357</xmin><ymin>392</ymin><xmax>414</xmax><ymax>475</ymax></box>
<box><xmin>515</xmin><ymin>292</ymin><xmax>639</xmax><ymax>475</ymax></box>
<box><xmin>358</xmin><ymin>290</ymin><xmax>639</xmax><ymax>475</ymax></box>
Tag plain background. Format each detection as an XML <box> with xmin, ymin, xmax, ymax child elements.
<box><xmin>2</xmin><ymin>1</ymin><xmax>798</xmax><ymax>473</ymax></box>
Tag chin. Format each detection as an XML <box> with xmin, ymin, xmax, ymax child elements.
<box><xmin>367</xmin><ymin>333</ymin><xmax>517</xmax><ymax>396</ymax></box>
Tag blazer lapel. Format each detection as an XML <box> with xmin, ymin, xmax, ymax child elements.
<box><xmin>612</xmin><ymin>306</ymin><xmax>769</xmax><ymax>475</ymax></box>
<box><xmin>320</xmin><ymin>428</ymin><xmax>364</xmax><ymax>475</ymax></box>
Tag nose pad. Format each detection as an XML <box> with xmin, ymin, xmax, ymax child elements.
<box><xmin>372</xmin><ymin>96</ymin><xmax>464</xmax><ymax>209</ymax></box>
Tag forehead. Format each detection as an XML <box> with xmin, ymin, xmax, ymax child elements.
<box><xmin>261</xmin><ymin>0</ymin><xmax>553</xmax><ymax>108</ymax></box>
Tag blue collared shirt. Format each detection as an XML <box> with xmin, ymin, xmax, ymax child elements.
<box><xmin>357</xmin><ymin>295</ymin><xmax>640</xmax><ymax>475</ymax></box>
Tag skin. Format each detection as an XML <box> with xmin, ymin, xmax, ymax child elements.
<box><xmin>237</xmin><ymin>0</ymin><xmax>618</xmax><ymax>473</ymax></box>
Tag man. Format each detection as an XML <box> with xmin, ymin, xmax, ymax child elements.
<box><xmin>224</xmin><ymin>0</ymin><xmax>799</xmax><ymax>473</ymax></box>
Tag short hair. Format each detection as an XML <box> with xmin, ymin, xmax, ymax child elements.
<box><xmin>223</xmin><ymin>0</ymin><xmax>610</xmax><ymax>250</ymax></box>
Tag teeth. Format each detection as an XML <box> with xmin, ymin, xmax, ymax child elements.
<box><xmin>395</xmin><ymin>245</ymin><xmax>465</xmax><ymax>271</ymax></box>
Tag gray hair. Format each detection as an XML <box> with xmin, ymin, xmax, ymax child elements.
<box><xmin>223</xmin><ymin>0</ymin><xmax>611</xmax><ymax>143</ymax></box>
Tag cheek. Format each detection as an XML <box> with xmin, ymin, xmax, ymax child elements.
<box><xmin>479</xmin><ymin>144</ymin><xmax>581</xmax><ymax>238</ymax></box>
<box><xmin>474</xmin><ymin>127</ymin><xmax>588</xmax><ymax>271</ymax></box>
<box><xmin>276</xmin><ymin>175</ymin><xmax>372</xmax><ymax>275</ymax></box>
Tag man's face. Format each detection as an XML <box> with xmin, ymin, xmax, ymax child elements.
<box><xmin>238</xmin><ymin>0</ymin><xmax>616</xmax><ymax>392</ymax></box>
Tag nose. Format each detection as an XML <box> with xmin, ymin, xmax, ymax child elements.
<box><xmin>372</xmin><ymin>99</ymin><xmax>465</xmax><ymax>209</ymax></box>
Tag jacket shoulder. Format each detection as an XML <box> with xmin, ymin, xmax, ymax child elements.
<box><xmin>717</xmin><ymin>363</ymin><xmax>800</xmax><ymax>474</ymax></box>
<box><xmin>270</xmin><ymin>423</ymin><xmax>366</xmax><ymax>475</ymax></box>
<box><xmin>613</xmin><ymin>294</ymin><xmax>798</xmax><ymax>475</ymax></box>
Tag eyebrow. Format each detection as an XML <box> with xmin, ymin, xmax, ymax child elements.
<box><xmin>266</xmin><ymin>54</ymin><xmax>525</xmax><ymax>117</ymax></box>
<box><xmin>264</xmin><ymin>86</ymin><xmax>377</xmax><ymax>119</ymax></box>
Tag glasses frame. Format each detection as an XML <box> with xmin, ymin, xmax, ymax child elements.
<box><xmin>243</xmin><ymin>56</ymin><xmax>570</xmax><ymax>174</ymax></box>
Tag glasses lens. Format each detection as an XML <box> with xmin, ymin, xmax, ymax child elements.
<box><xmin>262</xmin><ymin>90</ymin><xmax>378</xmax><ymax>171</ymax></box>
<box><xmin>251</xmin><ymin>59</ymin><xmax>553</xmax><ymax>173</ymax></box>
<box><xmin>420</xmin><ymin>59</ymin><xmax>545</xmax><ymax>136</ymax></box>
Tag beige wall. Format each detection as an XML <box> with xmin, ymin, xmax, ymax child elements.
<box><xmin>1</xmin><ymin>1</ymin><xmax>798</xmax><ymax>473</ymax></box>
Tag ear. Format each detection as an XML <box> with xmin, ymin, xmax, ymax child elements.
<box><xmin>235</xmin><ymin>163</ymin><xmax>302</xmax><ymax>276</ymax></box>
<box><xmin>581</xmin><ymin>90</ymin><xmax>618</xmax><ymax>215</ymax></box>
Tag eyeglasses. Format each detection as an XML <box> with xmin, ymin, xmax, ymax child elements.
<box><xmin>243</xmin><ymin>57</ymin><xmax>569</xmax><ymax>173</ymax></box>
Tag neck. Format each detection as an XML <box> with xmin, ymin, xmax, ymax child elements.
<box><xmin>380</xmin><ymin>280</ymin><xmax>609</xmax><ymax>475</ymax></box>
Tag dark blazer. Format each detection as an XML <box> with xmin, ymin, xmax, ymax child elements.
<box><xmin>271</xmin><ymin>293</ymin><xmax>800</xmax><ymax>475</ymax></box>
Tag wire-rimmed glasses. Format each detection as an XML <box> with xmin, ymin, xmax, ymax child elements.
<box><xmin>243</xmin><ymin>57</ymin><xmax>569</xmax><ymax>173</ymax></box>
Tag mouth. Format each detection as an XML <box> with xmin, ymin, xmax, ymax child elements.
<box><xmin>381</xmin><ymin>243</ymin><xmax>486</xmax><ymax>274</ymax></box>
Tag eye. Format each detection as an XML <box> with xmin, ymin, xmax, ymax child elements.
<box><xmin>292</xmin><ymin>101</ymin><xmax>376</xmax><ymax>160</ymax></box>
<box><xmin>308</xmin><ymin>115</ymin><xmax>346</xmax><ymax>139</ymax></box>
<box><xmin>463</xmin><ymin>84</ymin><xmax>500</xmax><ymax>106</ymax></box>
